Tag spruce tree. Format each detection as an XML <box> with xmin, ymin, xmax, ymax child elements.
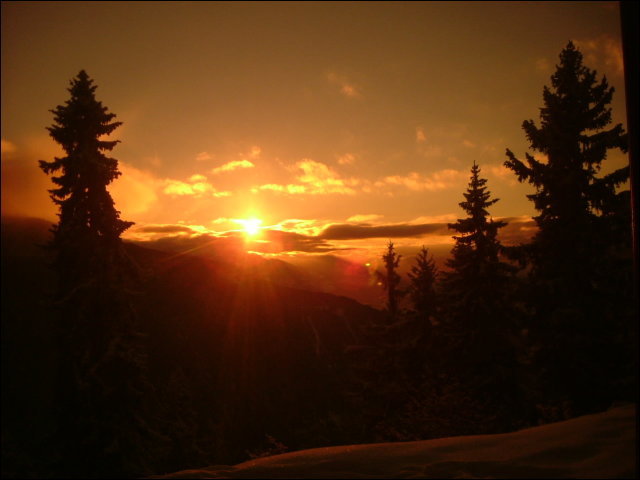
<box><xmin>443</xmin><ymin>162</ymin><xmax>514</xmax><ymax>317</ymax></box>
<box><xmin>437</xmin><ymin>162</ymin><xmax>522</xmax><ymax>433</ymax></box>
<box><xmin>380</xmin><ymin>241</ymin><xmax>402</xmax><ymax>318</ymax></box>
<box><xmin>40</xmin><ymin>70</ymin><xmax>134</xmax><ymax>294</ymax></box>
<box><xmin>407</xmin><ymin>246</ymin><xmax>438</xmax><ymax>326</ymax></box>
<box><xmin>504</xmin><ymin>42</ymin><xmax>634</xmax><ymax>416</ymax></box>
<box><xmin>505</xmin><ymin>41</ymin><xmax>629</xmax><ymax>295</ymax></box>
<box><xmin>40</xmin><ymin>71</ymin><xmax>159</xmax><ymax>477</ymax></box>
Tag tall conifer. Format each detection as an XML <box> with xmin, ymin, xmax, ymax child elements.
<box><xmin>504</xmin><ymin>42</ymin><xmax>634</xmax><ymax>416</ymax></box>
<box><xmin>437</xmin><ymin>162</ymin><xmax>522</xmax><ymax>432</ymax></box>
<box><xmin>40</xmin><ymin>71</ymin><xmax>158</xmax><ymax>477</ymax></box>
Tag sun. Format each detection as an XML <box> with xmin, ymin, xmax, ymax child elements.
<box><xmin>235</xmin><ymin>218</ymin><xmax>263</xmax><ymax>236</ymax></box>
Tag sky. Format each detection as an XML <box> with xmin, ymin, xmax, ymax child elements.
<box><xmin>1</xmin><ymin>1</ymin><xmax>629</xmax><ymax>266</ymax></box>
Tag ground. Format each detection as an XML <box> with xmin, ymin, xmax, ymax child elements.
<box><xmin>154</xmin><ymin>403</ymin><xmax>636</xmax><ymax>479</ymax></box>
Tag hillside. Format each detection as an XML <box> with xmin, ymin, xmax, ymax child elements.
<box><xmin>155</xmin><ymin>403</ymin><xmax>637</xmax><ymax>479</ymax></box>
<box><xmin>1</xmin><ymin>215</ymin><xmax>386</xmax><ymax>475</ymax></box>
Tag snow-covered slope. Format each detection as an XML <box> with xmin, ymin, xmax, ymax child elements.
<box><xmin>155</xmin><ymin>403</ymin><xmax>636</xmax><ymax>479</ymax></box>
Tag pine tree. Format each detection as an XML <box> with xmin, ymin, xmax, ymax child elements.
<box><xmin>505</xmin><ymin>41</ymin><xmax>629</xmax><ymax>298</ymax></box>
<box><xmin>407</xmin><ymin>246</ymin><xmax>438</xmax><ymax>326</ymax></box>
<box><xmin>40</xmin><ymin>70</ymin><xmax>134</xmax><ymax>295</ymax></box>
<box><xmin>436</xmin><ymin>162</ymin><xmax>522</xmax><ymax>433</ymax></box>
<box><xmin>380</xmin><ymin>241</ymin><xmax>402</xmax><ymax>318</ymax></box>
<box><xmin>443</xmin><ymin>162</ymin><xmax>514</xmax><ymax>317</ymax></box>
<box><xmin>40</xmin><ymin>71</ymin><xmax>161</xmax><ymax>477</ymax></box>
<box><xmin>504</xmin><ymin>42</ymin><xmax>635</xmax><ymax>416</ymax></box>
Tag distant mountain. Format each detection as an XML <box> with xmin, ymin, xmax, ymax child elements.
<box><xmin>129</xmin><ymin>235</ymin><xmax>386</xmax><ymax>307</ymax></box>
<box><xmin>1</xmin><ymin>215</ymin><xmax>53</xmax><ymax>258</ymax></box>
<box><xmin>1</xmin><ymin>215</ymin><xmax>386</xmax><ymax>475</ymax></box>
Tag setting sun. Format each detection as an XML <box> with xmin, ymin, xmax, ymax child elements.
<box><xmin>235</xmin><ymin>218</ymin><xmax>263</xmax><ymax>236</ymax></box>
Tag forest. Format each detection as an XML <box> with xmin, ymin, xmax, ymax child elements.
<box><xmin>1</xmin><ymin>41</ymin><xmax>637</xmax><ymax>478</ymax></box>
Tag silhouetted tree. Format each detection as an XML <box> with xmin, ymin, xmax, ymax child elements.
<box><xmin>505</xmin><ymin>42</ymin><xmax>635</xmax><ymax>417</ymax></box>
<box><xmin>436</xmin><ymin>162</ymin><xmax>523</xmax><ymax>432</ymax></box>
<box><xmin>40</xmin><ymin>70</ymin><xmax>134</xmax><ymax>295</ymax></box>
<box><xmin>407</xmin><ymin>246</ymin><xmax>438</xmax><ymax>325</ymax></box>
<box><xmin>40</xmin><ymin>71</ymin><xmax>161</xmax><ymax>477</ymax></box>
<box><xmin>379</xmin><ymin>241</ymin><xmax>402</xmax><ymax>318</ymax></box>
<box><xmin>442</xmin><ymin>162</ymin><xmax>515</xmax><ymax>315</ymax></box>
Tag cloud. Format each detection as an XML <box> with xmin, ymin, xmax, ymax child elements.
<box><xmin>211</xmin><ymin>159</ymin><xmax>255</xmax><ymax>174</ymax></box>
<box><xmin>337</xmin><ymin>153</ymin><xmax>356</xmax><ymax>165</ymax></box>
<box><xmin>124</xmin><ymin>215</ymin><xmax>538</xmax><ymax>259</ymax></box>
<box><xmin>416</xmin><ymin>127</ymin><xmax>427</xmax><ymax>143</ymax></box>
<box><xmin>129</xmin><ymin>226</ymin><xmax>340</xmax><ymax>256</ymax></box>
<box><xmin>495</xmin><ymin>216</ymin><xmax>537</xmax><ymax>245</ymax></box>
<box><xmin>162</xmin><ymin>177</ymin><xmax>231</xmax><ymax>198</ymax></box>
<box><xmin>296</xmin><ymin>159</ymin><xmax>357</xmax><ymax>194</ymax></box>
<box><xmin>256</xmin><ymin>159</ymin><xmax>358</xmax><ymax>196</ymax></box>
<box><xmin>487</xmin><ymin>164</ymin><xmax>517</xmax><ymax>186</ymax></box>
<box><xmin>249</xmin><ymin>146</ymin><xmax>261</xmax><ymax>158</ymax></box>
<box><xmin>134</xmin><ymin>224</ymin><xmax>198</xmax><ymax>234</ymax></box>
<box><xmin>246</xmin><ymin>229</ymin><xmax>338</xmax><ymax>254</ymax></box>
<box><xmin>381</xmin><ymin>169</ymin><xmax>466</xmax><ymax>192</ymax></box>
<box><xmin>327</xmin><ymin>72</ymin><xmax>362</xmax><ymax>99</ymax></box>
<box><xmin>319</xmin><ymin>222</ymin><xmax>449</xmax><ymax>240</ymax></box>
<box><xmin>195</xmin><ymin>151</ymin><xmax>212</xmax><ymax>162</ymax></box>
<box><xmin>347</xmin><ymin>214</ymin><xmax>384</xmax><ymax>223</ymax></box>
<box><xmin>255</xmin><ymin>183</ymin><xmax>308</xmax><ymax>194</ymax></box>
<box><xmin>462</xmin><ymin>139</ymin><xmax>476</xmax><ymax>148</ymax></box>
<box><xmin>110</xmin><ymin>162</ymin><xmax>160</xmax><ymax>217</ymax></box>
<box><xmin>163</xmin><ymin>179</ymin><xmax>208</xmax><ymax>196</ymax></box>
<box><xmin>576</xmin><ymin>34</ymin><xmax>624</xmax><ymax>77</ymax></box>
<box><xmin>189</xmin><ymin>173</ymin><xmax>207</xmax><ymax>182</ymax></box>
<box><xmin>211</xmin><ymin>217</ymin><xmax>234</xmax><ymax>224</ymax></box>
<box><xmin>275</xmin><ymin>218</ymin><xmax>323</xmax><ymax>236</ymax></box>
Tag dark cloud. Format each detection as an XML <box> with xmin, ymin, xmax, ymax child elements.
<box><xmin>319</xmin><ymin>222</ymin><xmax>450</xmax><ymax>240</ymax></box>
<box><xmin>135</xmin><ymin>224</ymin><xmax>198</xmax><ymax>234</ymax></box>
<box><xmin>247</xmin><ymin>229</ymin><xmax>344</xmax><ymax>254</ymax></box>
<box><xmin>130</xmin><ymin>218</ymin><xmax>537</xmax><ymax>259</ymax></box>
<box><xmin>496</xmin><ymin>217</ymin><xmax>538</xmax><ymax>246</ymax></box>
<box><xmin>132</xmin><ymin>228</ymin><xmax>347</xmax><ymax>256</ymax></box>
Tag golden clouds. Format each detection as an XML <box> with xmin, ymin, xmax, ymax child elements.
<box><xmin>347</xmin><ymin>214</ymin><xmax>384</xmax><ymax>223</ymax></box>
<box><xmin>109</xmin><ymin>162</ymin><xmax>159</xmax><ymax>217</ymax></box>
<box><xmin>211</xmin><ymin>159</ymin><xmax>255</xmax><ymax>174</ymax></box>
<box><xmin>380</xmin><ymin>169</ymin><xmax>467</xmax><ymax>192</ymax></box>
<box><xmin>255</xmin><ymin>184</ymin><xmax>307</xmax><ymax>194</ymax></box>
<box><xmin>255</xmin><ymin>159</ymin><xmax>357</xmax><ymax>196</ymax></box>
<box><xmin>163</xmin><ymin>176</ymin><xmax>230</xmax><ymax>198</ymax></box>
<box><xmin>296</xmin><ymin>159</ymin><xmax>357</xmax><ymax>194</ymax></box>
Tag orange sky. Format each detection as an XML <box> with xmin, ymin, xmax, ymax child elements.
<box><xmin>1</xmin><ymin>1</ymin><xmax>629</xmax><ymax>264</ymax></box>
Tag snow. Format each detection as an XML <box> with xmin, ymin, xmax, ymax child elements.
<box><xmin>155</xmin><ymin>403</ymin><xmax>636</xmax><ymax>479</ymax></box>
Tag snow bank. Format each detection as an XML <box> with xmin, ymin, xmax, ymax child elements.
<box><xmin>155</xmin><ymin>403</ymin><xmax>636</xmax><ymax>478</ymax></box>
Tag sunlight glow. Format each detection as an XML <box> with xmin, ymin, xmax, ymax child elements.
<box><xmin>235</xmin><ymin>218</ymin><xmax>263</xmax><ymax>236</ymax></box>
